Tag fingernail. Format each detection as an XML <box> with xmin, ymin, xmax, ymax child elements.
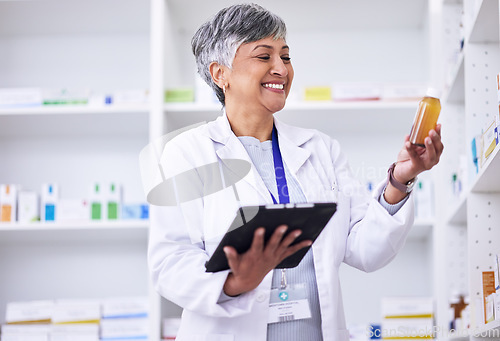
<box><xmin>294</xmin><ymin>230</ymin><xmax>302</xmax><ymax>238</ymax></box>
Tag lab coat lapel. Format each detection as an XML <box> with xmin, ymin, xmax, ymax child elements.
<box><xmin>216</xmin><ymin>138</ymin><xmax>272</xmax><ymax>203</ymax></box>
<box><xmin>208</xmin><ymin>114</ymin><xmax>273</xmax><ymax>203</ymax></box>
<box><xmin>273</xmin><ymin>118</ymin><xmax>313</xmax><ymax>178</ymax></box>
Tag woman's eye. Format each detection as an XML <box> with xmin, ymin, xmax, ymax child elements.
<box><xmin>281</xmin><ymin>56</ymin><xmax>291</xmax><ymax>62</ymax></box>
<box><xmin>257</xmin><ymin>56</ymin><xmax>270</xmax><ymax>60</ymax></box>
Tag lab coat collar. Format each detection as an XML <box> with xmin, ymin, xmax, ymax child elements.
<box><xmin>206</xmin><ymin>110</ymin><xmax>315</xmax><ymax>147</ymax></box>
<box><xmin>206</xmin><ymin>111</ymin><xmax>314</xmax><ymax>201</ymax></box>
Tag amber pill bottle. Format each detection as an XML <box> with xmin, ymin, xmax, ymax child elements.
<box><xmin>409</xmin><ymin>88</ymin><xmax>441</xmax><ymax>147</ymax></box>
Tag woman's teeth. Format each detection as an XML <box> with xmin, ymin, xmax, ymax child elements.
<box><xmin>263</xmin><ymin>83</ymin><xmax>284</xmax><ymax>90</ymax></box>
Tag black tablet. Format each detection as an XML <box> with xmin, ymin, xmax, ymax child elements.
<box><xmin>205</xmin><ymin>202</ymin><xmax>337</xmax><ymax>272</ymax></box>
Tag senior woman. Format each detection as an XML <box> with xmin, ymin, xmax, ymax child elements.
<box><xmin>148</xmin><ymin>3</ymin><xmax>443</xmax><ymax>341</ymax></box>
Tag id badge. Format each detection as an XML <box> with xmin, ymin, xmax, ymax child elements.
<box><xmin>268</xmin><ymin>283</ymin><xmax>312</xmax><ymax>324</ymax></box>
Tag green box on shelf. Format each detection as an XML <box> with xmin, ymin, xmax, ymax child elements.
<box><xmin>165</xmin><ymin>88</ymin><xmax>195</xmax><ymax>103</ymax></box>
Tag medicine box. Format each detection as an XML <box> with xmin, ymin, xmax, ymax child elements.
<box><xmin>5</xmin><ymin>300</ymin><xmax>54</xmax><ymax>324</ymax></box>
<box><xmin>101</xmin><ymin>297</ymin><xmax>148</xmax><ymax>319</ymax></box>
<box><xmin>0</xmin><ymin>184</ymin><xmax>18</xmax><ymax>223</ymax></box>
<box><xmin>331</xmin><ymin>83</ymin><xmax>380</xmax><ymax>102</ymax></box>
<box><xmin>51</xmin><ymin>299</ymin><xmax>100</xmax><ymax>324</ymax></box>
<box><xmin>18</xmin><ymin>191</ymin><xmax>40</xmax><ymax>223</ymax></box>
<box><xmin>381</xmin><ymin>296</ymin><xmax>434</xmax><ymax>318</ymax></box>
<box><xmin>164</xmin><ymin>88</ymin><xmax>194</xmax><ymax>103</ymax></box>
<box><xmin>303</xmin><ymin>86</ymin><xmax>332</xmax><ymax>101</ymax></box>
<box><xmin>100</xmin><ymin>317</ymin><xmax>148</xmax><ymax>340</ymax></box>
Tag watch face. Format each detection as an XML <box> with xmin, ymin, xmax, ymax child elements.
<box><xmin>406</xmin><ymin>178</ymin><xmax>417</xmax><ymax>193</ymax></box>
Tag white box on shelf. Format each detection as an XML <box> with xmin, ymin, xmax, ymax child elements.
<box><xmin>381</xmin><ymin>296</ymin><xmax>434</xmax><ymax>318</ymax></box>
<box><xmin>1</xmin><ymin>325</ymin><xmax>50</xmax><ymax>333</ymax></box>
<box><xmin>415</xmin><ymin>179</ymin><xmax>434</xmax><ymax>220</ymax></box>
<box><xmin>5</xmin><ymin>300</ymin><xmax>54</xmax><ymax>324</ymax></box>
<box><xmin>41</xmin><ymin>88</ymin><xmax>89</xmax><ymax>105</ymax></box>
<box><xmin>0</xmin><ymin>88</ymin><xmax>42</xmax><ymax>108</ymax></box>
<box><xmin>473</xmin><ymin>297</ymin><xmax>485</xmax><ymax>329</ymax></box>
<box><xmin>1</xmin><ymin>334</ymin><xmax>49</xmax><ymax>341</ymax></box>
<box><xmin>101</xmin><ymin>297</ymin><xmax>148</xmax><ymax>319</ymax></box>
<box><xmin>18</xmin><ymin>191</ymin><xmax>40</xmax><ymax>223</ymax></box>
<box><xmin>485</xmin><ymin>293</ymin><xmax>495</xmax><ymax>323</ymax></box>
<box><xmin>111</xmin><ymin>89</ymin><xmax>149</xmax><ymax>105</ymax></box>
<box><xmin>331</xmin><ymin>82</ymin><xmax>381</xmax><ymax>102</ymax></box>
<box><xmin>50</xmin><ymin>324</ymin><xmax>99</xmax><ymax>341</ymax></box>
<box><xmin>381</xmin><ymin>318</ymin><xmax>434</xmax><ymax>338</ymax></box>
<box><xmin>51</xmin><ymin>300</ymin><xmax>100</xmax><ymax>324</ymax></box>
<box><xmin>381</xmin><ymin>83</ymin><xmax>426</xmax><ymax>101</ymax></box>
<box><xmin>49</xmin><ymin>334</ymin><xmax>98</xmax><ymax>341</ymax></box>
<box><xmin>56</xmin><ymin>199</ymin><xmax>89</xmax><ymax>222</ymax></box>
<box><xmin>99</xmin><ymin>317</ymin><xmax>148</xmax><ymax>339</ymax></box>
<box><xmin>493</xmin><ymin>293</ymin><xmax>500</xmax><ymax>321</ymax></box>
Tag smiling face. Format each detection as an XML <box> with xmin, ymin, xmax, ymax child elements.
<box><xmin>223</xmin><ymin>37</ymin><xmax>294</xmax><ymax>116</ymax></box>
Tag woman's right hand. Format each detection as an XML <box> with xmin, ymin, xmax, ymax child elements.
<box><xmin>222</xmin><ymin>225</ymin><xmax>312</xmax><ymax>297</ymax></box>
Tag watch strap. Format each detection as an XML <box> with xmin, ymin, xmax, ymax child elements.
<box><xmin>387</xmin><ymin>162</ymin><xmax>415</xmax><ymax>193</ymax></box>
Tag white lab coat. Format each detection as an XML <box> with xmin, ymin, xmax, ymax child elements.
<box><xmin>148</xmin><ymin>113</ymin><xmax>415</xmax><ymax>341</ymax></box>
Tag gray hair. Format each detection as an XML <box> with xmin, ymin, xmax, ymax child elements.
<box><xmin>191</xmin><ymin>3</ymin><xmax>287</xmax><ymax>106</ymax></box>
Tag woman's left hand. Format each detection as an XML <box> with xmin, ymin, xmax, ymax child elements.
<box><xmin>393</xmin><ymin>124</ymin><xmax>444</xmax><ymax>183</ymax></box>
<box><xmin>384</xmin><ymin>124</ymin><xmax>444</xmax><ymax>204</ymax></box>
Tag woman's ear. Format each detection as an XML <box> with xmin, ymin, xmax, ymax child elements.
<box><xmin>209</xmin><ymin>62</ymin><xmax>227</xmax><ymax>90</ymax></box>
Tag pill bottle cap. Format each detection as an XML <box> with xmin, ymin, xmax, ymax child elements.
<box><xmin>425</xmin><ymin>87</ymin><xmax>441</xmax><ymax>99</ymax></box>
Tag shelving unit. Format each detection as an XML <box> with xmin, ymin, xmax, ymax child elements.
<box><xmin>0</xmin><ymin>0</ymin><xmax>151</xmax><ymax>334</ymax></box>
<box><xmin>435</xmin><ymin>0</ymin><xmax>500</xmax><ymax>340</ymax></box>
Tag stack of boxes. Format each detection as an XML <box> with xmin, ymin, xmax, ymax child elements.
<box><xmin>0</xmin><ymin>183</ymin><xmax>149</xmax><ymax>224</ymax></box>
<box><xmin>100</xmin><ymin>297</ymin><xmax>149</xmax><ymax>341</ymax></box>
<box><xmin>381</xmin><ymin>297</ymin><xmax>434</xmax><ymax>340</ymax></box>
<box><xmin>0</xmin><ymin>88</ymin><xmax>149</xmax><ymax>108</ymax></box>
<box><xmin>0</xmin><ymin>297</ymin><xmax>148</xmax><ymax>341</ymax></box>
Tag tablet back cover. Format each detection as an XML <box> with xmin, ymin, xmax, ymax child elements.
<box><xmin>205</xmin><ymin>202</ymin><xmax>337</xmax><ymax>272</ymax></box>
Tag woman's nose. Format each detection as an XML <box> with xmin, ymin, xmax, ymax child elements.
<box><xmin>271</xmin><ymin>57</ymin><xmax>288</xmax><ymax>77</ymax></box>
